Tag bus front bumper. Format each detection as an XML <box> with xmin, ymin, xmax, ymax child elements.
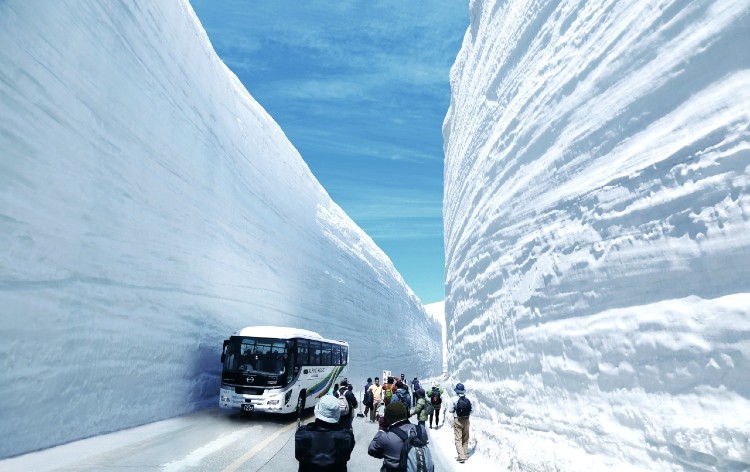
<box><xmin>219</xmin><ymin>386</ymin><xmax>293</xmax><ymax>412</ymax></box>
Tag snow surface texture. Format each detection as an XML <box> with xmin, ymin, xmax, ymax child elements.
<box><xmin>443</xmin><ymin>1</ymin><xmax>750</xmax><ymax>470</ymax></box>
<box><xmin>0</xmin><ymin>0</ymin><xmax>440</xmax><ymax>458</ymax></box>
<box><xmin>425</xmin><ymin>301</ymin><xmax>448</xmax><ymax>373</ymax></box>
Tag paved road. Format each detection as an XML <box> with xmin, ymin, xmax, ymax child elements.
<box><xmin>0</xmin><ymin>406</ymin><xmax>458</xmax><ymax>471</ymax></box>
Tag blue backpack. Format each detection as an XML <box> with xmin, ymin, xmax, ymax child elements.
<box><xmin>396</xmin><ymin>390</ymin><xmax>411</xmax><ymax>410</ymax></box>
<box><xmin>391</xmin><ymin>425</ymin><xmax>434</xmax><ymax>472</ymax></box>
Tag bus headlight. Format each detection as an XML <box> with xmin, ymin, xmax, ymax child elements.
<box><xmin>267</xmin><ymin>400</ymin><xmax>280</xmax><ymax>405</ymax></box>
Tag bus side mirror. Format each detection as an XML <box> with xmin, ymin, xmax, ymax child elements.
<box><xmin>220</xmin><ymin>353</ymin><xmax>226</xmax><ymax>363</ymax></box>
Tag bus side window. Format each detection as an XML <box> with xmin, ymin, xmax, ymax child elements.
<box><xmin>321</xmin><ymin>343</ymin><xmax>331</xmax><ymax>366</ymax></box>
<box><xmin>296</xmin><ymin>339</ymin><xmax>308</xmax><ymax>367</ymax></box>
<box><xmin>332</xmin><ymin>344</ymin><xmax>341</xmax><ymax>366</ymax></box>
<box><xmin>310</xmin><ymin>341</ymin><xmax>322</xmax><ymax>366</ymax></box>
<box><xmin>342</xmin><ymin>346</ymin><xmax>348</xmax><ymax>366</ymax></box>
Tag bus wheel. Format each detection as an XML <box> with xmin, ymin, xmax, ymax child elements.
<box><xmin>296</xmin><ymin>391</ymin><xmax>307</xmax><ymax>413</ymax></box>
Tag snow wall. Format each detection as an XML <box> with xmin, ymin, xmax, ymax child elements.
<box><xmin>0</xmin><ymin>0</ymin><xmax>440</xmax><ymax>458</ymax></box>
<box><xmin>444</xmin><ymin>1</ymin><xmax>750</xmax><ymax>470</ymax></box>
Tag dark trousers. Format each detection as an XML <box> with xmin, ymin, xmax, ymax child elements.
<box><xmin>429</xmin><ymin>407</ymin><xmax>440</xmax><ymax>427</ymax></box>
<box><xmin>339</xmin><ymin>414</ymin><xmax>354</xmax><ymax>430</ymax></box>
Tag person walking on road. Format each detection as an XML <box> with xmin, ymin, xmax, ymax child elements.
<box><xmin>428</xmin><ymin>382</ymin><xmax>443</xmax><ymax>429</ymax></box>
<box><xmin>368</xmin><ymin>377</ymin><xmax>383</xmax><ymax>423</ymax></box>
<box><xmin>411</xmin><ymin>388</ymin><xmax>429</xmax><ymax>429</ymax></box>
<box><xmin>337</xmin><ymin>380</ymin><xmax>358</xmax><ymax>430</ymax></box>
<box><xmin>363</xmin><ymin>378</ymin><xmax>373</xmax><ymax>418</ymax></box>
<box><xmin>447</xmin><ymin>382</ymin><xmax>473</xmax><ymax>463</ymax></box>
<box><xmin>394</xmin><ymin>381</ymin><xmax>411</xmax><ymax>414</ymax></box>
<box><xmin>295</xmin><ymin>395</ymin><xmax>355</xmax><ymax>472</ymax></box>
<box><xmin>410</xmin><ymin>377</ymin><xmax>421</xmax><ymax>407</ymax></box>
<box><xmin>383</xmin><ymin>377</ymin><xmax>397</xmax><ymax>406</ymax></box>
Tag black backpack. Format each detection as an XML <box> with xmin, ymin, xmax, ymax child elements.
<box><xmin>455</xmin><ymin>395</ymin><xmax>472</xmax><ymax>417</ymax></box>
<box><xmin>391</xmin><ymin>425</ymin><xmax>434</xmax><ymax>472</ymax></box>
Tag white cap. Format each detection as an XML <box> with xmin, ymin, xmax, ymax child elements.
<box><xmin>314</xmin><ymin>395</ymin><xmax>341</xmax><ymax>424</ymax></box>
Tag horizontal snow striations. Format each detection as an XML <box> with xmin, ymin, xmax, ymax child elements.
<box><xmin>0</xmin><ymin>0</ymin><xmax>439</xmax><ymax>458</ymax></box>
<box><xmin>444</xmin><ymin>0</ymin><xmax>750</xmax><ymax>470</ymax></box>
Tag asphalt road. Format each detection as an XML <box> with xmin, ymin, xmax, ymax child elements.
<box><xmin>0</xmin><ymin>405</ymin><xmax>459</xmax><ymax>471</ymax></box>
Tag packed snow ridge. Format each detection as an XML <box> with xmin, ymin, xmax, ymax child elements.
<box><xmin>0</xmin><ymin>0</ymin><xmax>440</xmax><ymax>458</ymax></box>
<box><xmin>443</xmin><ymin>1</ymin><xmax>750</xmax><ymax>470</ymax></box>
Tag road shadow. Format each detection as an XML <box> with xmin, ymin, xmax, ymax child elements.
<box><xmin>209</xmin><ymin>405</ymin><xmax>316</xmax><ymax>426</ymax></box>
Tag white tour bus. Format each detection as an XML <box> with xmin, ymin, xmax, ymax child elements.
<box><xmin>219</xmin><ymin>326</ymin><xmax>349</xmax><ymax>415</ymax></box>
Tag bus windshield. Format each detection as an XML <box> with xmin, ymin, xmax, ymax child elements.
<box><xmin>223</xmin><ymin>337</ymin><xmax>289</xmax><ymax>375</ymax></box>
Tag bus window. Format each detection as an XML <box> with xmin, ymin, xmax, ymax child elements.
<box><xmin>239</xmin><ymin>339</ymin><xmax>258</xmax><ymax>371</ymax></box>
<box><xmin>332</xmin><ymin>344</ymin><xmax>341</xmax><ymax>366</ymax></box>
<box><xmin>319</xmin><ymin>343</ymin><xmax>330</xmax><ymax>366</ymax></box>
<box><xmin>296</xmin><ymin>339</ymin><xmax>309</xmax><ymax>366</ymax></box>
<box><xmin>342</xmin><ymin>346</ymin><xmax>348</xmax><ymax>365</ymax></box>
<box><xmin>285</xmin><ymin>340</ymin><xmax>295</xmax><ymax>378</ymax></box>
<box><xmin>310</xmin><ymin>341</ymin><xmax>322</xmax><ymax>366</ymax></box>
<box><xmin>224</xmin><ymin>342</ymin><xmax>239</xmax><ymax>371</ymax></box>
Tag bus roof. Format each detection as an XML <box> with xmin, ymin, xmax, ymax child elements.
<box><xmin>234</xmin><ymin>326</ymin><xmax>348</xmax><ymax>346</ymax></box>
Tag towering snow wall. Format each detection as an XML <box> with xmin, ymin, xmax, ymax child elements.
<box><xmin>0</xmin><ymin>0</ymin><xmax>440</xmax><ymax>458</ymax></box>
<box><xmin>444</xmin><ymin>1</ymin><xmax>750</xmax><ymax>470</ymax></box>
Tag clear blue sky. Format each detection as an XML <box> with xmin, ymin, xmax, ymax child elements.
<box><xmin>191</xmin><ymin>1</ymin><xmax>468</xmax><ymax>304</ymax></box>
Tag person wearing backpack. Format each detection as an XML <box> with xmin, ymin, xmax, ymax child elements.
<box><xmin>383</xmin><ymin>377</ymin><xmax>397</xmax><ymax>406</ymax></box>
<box><xmin>337</xmin><ymin>380</ymin><xmax>358</xmax><ymax>430</ymax></box>
<box><xmin>368</xmin><ymin>401</ymin><xmax>434</xmax><ymax>472</ymax></box>
<box><xmin>394</xmin><ymin>381</ymin><xmax>411</xmax><ymax>413</ymax></box>
<box><xmin>363</xmin><ymin>377</ymin><xmax>374</xmax><ymax>419</ymax></box>
<box><xmin>428</xmin><ymin>383</ymin><xmax>443</xmax><ymax>429</ymax></box>
<box><xmin>447</xmin><ymin>383</ymin><xmax>472</xmax><ymax>463</ymax></box>
<box><xmin>410</xmin><ymin>377</ymin><xmax>421</xmax><ymax>407</ymax></box>
<box><xmin>295</xmin><ymin>395</ymin><xmax>355</xmax><ymax>472</ymax></box>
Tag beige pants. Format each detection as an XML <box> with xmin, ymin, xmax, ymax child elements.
<box><xmin>453</xmin><ymin>417</ymin><xmax>470</xmax><ymax>460</ymax></box>
<box><xmin>370</xmin><ymin>400</ymin><xmax>381</xmax><ymax>421</ymax></box>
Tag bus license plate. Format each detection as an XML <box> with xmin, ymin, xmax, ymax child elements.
<box><xmin>241</xmin><ymin>404</ymin><xmax>254</xmax><ymax>412</ymax></box>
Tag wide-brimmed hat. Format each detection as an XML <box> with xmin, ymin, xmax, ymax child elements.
<box><xmin>314</xmin><ymin>395</ymin><xmax>341</xmax><ymax>424</ymax></box>
<box><xmin>454</xmin><ymin>383</ymin><xmax>466</xmax><ymax>394</ymax></box>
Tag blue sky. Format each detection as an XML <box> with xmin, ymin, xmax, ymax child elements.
<box><xmin>191</xmin><ymin>1</ymin><xmax>468</xmax><ymax>304</ymax></box>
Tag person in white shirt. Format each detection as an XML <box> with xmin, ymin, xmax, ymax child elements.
<box><xmin>367</xmin><ymin>377</ymin><xmax>384</xmax><ymax>423</ymax></box>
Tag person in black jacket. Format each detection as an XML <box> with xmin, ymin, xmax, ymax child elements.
<box><xmin>337</xmin><ymin>380</ymin><xmax>358</xmax><ymax>430</ymax></box>
<box><xmin>363</xmin><ymin>377</ymin><xmax>373</xmax><ymax>418</ymax></box>
<box><xmin>295</xmin><ymin>395</ymin><xmax>355</xmax><ymax>472</ymax></box>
